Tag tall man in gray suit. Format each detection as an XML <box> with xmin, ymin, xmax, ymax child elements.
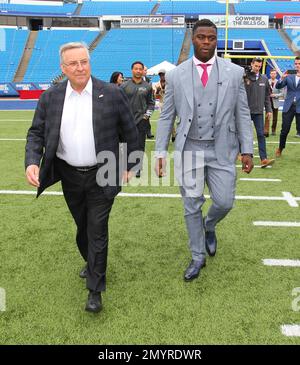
<box><xmin>25</xmin><ymin>42</ymin><xmax>138</xmax><ymax>312</ymax></box>
<box><xmin>155</xmin><ymin>19</ymin><xmax>254</xmax><ymax>282</ymax></box>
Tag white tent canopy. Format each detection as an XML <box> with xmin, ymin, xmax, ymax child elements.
<box><xmin>146</xmin><ymin>61</ymin><xmax>176</xmax><ymax>75</ymax></box>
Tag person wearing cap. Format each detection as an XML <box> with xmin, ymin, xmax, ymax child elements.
<box><xmin>153</xmin><ymin>69</ymin><xmax>176</xmax><ymax>142</ymax></box>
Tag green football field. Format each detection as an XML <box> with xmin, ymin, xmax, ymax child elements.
<box><xmin>0</xmin><ymin>110</ymin><xmax>299</xmax><ymax>344</ymax></box>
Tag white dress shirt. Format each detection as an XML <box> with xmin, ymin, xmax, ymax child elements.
<box><xmin>193</xmin><ymin>55</ymin><xmax>216</xmax><ymax>81</ymax></box>
<box><xmin>296</xmin><ymin>75</ymin><xmax>300</xmax><ymax>87</ymax></box>
<box><xmin>56</xmin><ymin>78</ymin><xmax>97</xmax><ymax>167</ymax></box>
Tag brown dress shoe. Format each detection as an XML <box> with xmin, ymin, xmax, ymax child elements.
<box><xmin>261</xmin><ymin>159</ymin><xmax>275</xmax><ymax>168</ymax></box>
<box><xmin>275</xmin><ymin>148</ymin><xmax>282</xmax><ymax>157</ymax></box>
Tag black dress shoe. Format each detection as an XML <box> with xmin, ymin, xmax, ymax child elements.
<box><xmin>205</xmin><ymin>231</ymin><xmax>217</xmax><ymax>257</ymax></box>
<box><xmin>136</xmin><ymin>170</ymin><xmax>141</xmax><ymax>178</ymax></box>
<box><xmin>184</xmin><ymin>259</ymin><xmax>206</xmax><ymax>282</ymax></box>
<box><xmin>79</xmin><ymin>264</ymin><xmax>87</xmax><ymax>279</ymax></box>
<box><xmin>147</xmin><ymin>134</ymin><xmax>154</xmax><ymax>139</ymax></box>
<box><xmin>85</xmin><ymin>291</ymin><xmax>102</xmax><ymax>313</ymax></box>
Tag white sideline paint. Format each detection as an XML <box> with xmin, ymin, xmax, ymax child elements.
<box><xmin>0</xmin><ymin>191</ymin><xmax>299</xmax><ymax>207</ymax></box>
<box><xmin>0</xmin><ymin>138</ymin><xmax>26</xmax><ymax>141</ymax></box>
<box><xmin>263</xmin><ymin>259</ymin><xmax>300</xmax><ymax>267</ymax></box>
<box><xmin>282</xmin><ymin>192</ymin><xmax>299</xmax><ymax>207</ymax></box>
<box><xmin>236</xmin><ymin>165</ymin><xmax>272</xmax><ymax>168</ymax></box>
<box><xmin>281</xmin><ymin>325</ymin><xmax>300</xmax><ymax>337</ymax></box>
<box><xmin>239</xmin><ymin>178</ymin><xmax>281</xmax><ymax>182</ymax></box>
<box><xmin>254</xmin><ymin>221</ymin><xmax>300</xmax><ymax>227</ymax></box>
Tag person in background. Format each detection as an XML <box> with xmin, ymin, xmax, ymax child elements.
<box><xmin>244</xmin><ymin>57</ymin><xmax>275</xmax><ymax>168</ymax></box>
<box><xmin>275</xmin><ymin>56</ymin><xmax>300</xmax><ymax>157</ymax></box>
<box><xmin>110</xmin><ymin>71</ymin><xmax>124</xmax><ymax>86</ymax></box>
<box><xmin>121</xmin><ymin>61</ymin><xmax>155</xmax><ymax>177</ymax></box>
<box><xmin>264</xmin><ymin>69</ymin><xmax>284</xmax><ymax>136</ymax></box>
<box><xmin>153</xmin><ymin>69</ymin><xmax>176</xmax><ymax>142</ymax></box>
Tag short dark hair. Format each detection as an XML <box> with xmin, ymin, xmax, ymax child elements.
<box><xmin>193</xmin><ymin>19</ymin><xmax>217</xmax><ymax>35</ymax></box>
<box><xmin>252</xmin><ymin>57</ymin><xmax>263</xmax><ymax>64</ymax></box>
<box><xmin>295</xmin><ymin>56</ymin><xmax>300</xmax><ymax>61</ymax></box>
<box><xmin>131</xmin><ymin>61</ymin><xmax>144</xmax><ymax>69</ymax></box>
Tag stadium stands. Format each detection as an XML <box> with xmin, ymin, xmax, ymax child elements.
<box><xmin>0</xmin><ymin>3</ymin><xmax>76</xmax><ymax>15</ymax></box>
<box><xmin>23</xmin><ymin>29</ymin><xmax>99</xmax><ymax>83</ymax></box>
<box><xmin>235</xmin><ymin>1</ymin><xmax>300</xmax><ymax>16</ymax></box>
<box><xmin>0</xmin><ymin>28</ymin><xmax>28</xmax><ymax>83</ymax></box>
<box><xmin>80</xmin><ymin>1</ymin><xmax>154</xmax><ymax>16</ymax></box>
<box><xmin>217</xmin><ymin>28</ymin><xmax>296</xmax><ymax>71</ymax></box>
<box><xmin>157</xmin><ymin>1</ymin><xmax>226</xmax><ymax>15</ymax></box>
<box><xmin>89</xmin><ymin>28</ymin><xmax>185</xmax><ymax>81</ymax></box>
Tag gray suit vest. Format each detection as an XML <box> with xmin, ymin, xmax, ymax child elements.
<box><xmin>187</xmin><ymin>61</ymin><xmax>219</xmax><ymax>141</ymax></box>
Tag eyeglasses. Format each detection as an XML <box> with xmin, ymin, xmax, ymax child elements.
<box><xmin>63</xmin><ymin>59</ymin><xmax>89</xmax><ymax>69</ymax></box>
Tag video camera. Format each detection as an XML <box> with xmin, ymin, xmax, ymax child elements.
<box><xmin>243</xmin><ymin>65</ymin><xmax>257</xmax><ymax>82</ymax></box>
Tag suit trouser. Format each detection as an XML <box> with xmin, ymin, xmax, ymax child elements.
<box><xmin>251</xmin><ymin>113</ymin><xmax>267</xmax><ymax>160</ymax></box>
<box><xmin>264</xmin><ymin>107</ymin><xmax>278</xmax><ymax>134</ymax></box>
<box><xmin>55</xmin><ymin>158</ymin><xmax>114</xmax><ymax>293</ymax></box>
<box><xmin>177</xmin><ymin>139</ymin><xmax>236</xmax><ymax>261</ymax></box>
<box><xmin>279</xmin><ymin>104</ymin><xmax>300</xmax><ymax>150</ymax></box>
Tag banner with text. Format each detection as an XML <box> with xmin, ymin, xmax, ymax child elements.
<box><xmin>283</xmin><ymin>16</ymin><xmax>300</xmax><ymax>28</ymax></box>
<box><xmin>199</xmin><ymin>15</ymin><xmax>269</xmax><ymax>28</ymax></box>
<box><xmin>121</xmin><ymin>15</ymin><xmax>185</xmax><ymax>28</ymax></box>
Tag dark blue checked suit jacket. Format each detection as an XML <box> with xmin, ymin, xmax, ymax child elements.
<box><xmin>25</xmin><ymin>76</ymin><xmax>139</xmax><ymax>199</ymax></box>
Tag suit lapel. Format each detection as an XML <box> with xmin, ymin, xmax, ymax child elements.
<box><xmin>92</xmin><ymin>77</ymin><xmax>105</xmax><ymax>152</ymax></box>
<box><xmin>179</xmin><ymin>58</ymin><xmax>194</xmax><ymax>111</ymax></box>
<box><xmin>51</xmin><ymin>80</ymin><xmax>67</xmax><ymax>150</ymax></box>
<box><xmin>215</xmin><ymin>57</ymin><xmax>230</xmax><ymax>122</ymax></box>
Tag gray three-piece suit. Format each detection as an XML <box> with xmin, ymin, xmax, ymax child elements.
<box><xmin>155</xmin><ymin>57</ymin><xmax>253</xmax><ymax>261</ymax></box>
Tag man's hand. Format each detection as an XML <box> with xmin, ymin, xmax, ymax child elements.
<box><xmin>26</xmin><ymin>164</ymin><xmax>40</xmax><ymax>187</ymax></box>
<box><xmin>122</xmin><ymin>171</ymin><xmax>134</xmax><ymax>184</ymax></box>
<box><xmin>241</xmin><ymin>155</ymin><xmax>254</xmax><ymax>174</ymax></box>
<box><xmin>281</xmin><ymin>72</ymin><xmax>288</xmax><ymax>80</ymax></box>
<box><xmin>266</xmin><ymin>112</ymin><xmax>272</xmax><ymax>119</ymax></box>
<box><xmin>155</xmin><ymin>158</ymin><xmax>166</xmax><ymax>177</ymax></box>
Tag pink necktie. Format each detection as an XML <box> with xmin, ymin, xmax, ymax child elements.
<box><xmin>199</xmin><ymin>64</ymin><xmax>211</xmax><ymax>87</ymax></box>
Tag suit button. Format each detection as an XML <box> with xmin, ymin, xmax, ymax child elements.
<box><xmin>199</xmin><ymin>126</ymin><xmax>202</xmax><ymax>129</ymax></box>
<box><xmin>199</xmin><ymin>136</ymin><xmax>202</xmax><ymax>139</ymax></box>
<box><xmin>188</xmin><ymin>119</ymin><xmax>191</xmax><ymax>122</ymax></box>
<box><xmin>184</xmin><ymin>134</ymin><xmax>186</xmax><ymax>137</ymax></box>
<box><xmin>198</xmin><ymin>104</ymin><xmax>201</xmax><ymax>107</ymax></box>
<box><xmin>211</xmin><ymin>114</ymin><xmax>213</xmax><ymax>117</ymax></box>
<box><xmin>212</xmin><ymin>126</ymin><xmax>214</xmax><ymax>128</ymax></box>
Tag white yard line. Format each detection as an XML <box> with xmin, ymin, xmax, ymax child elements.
<box><xmin>0</xmin><ymin>190</ymin><xmax>299</xmax><ymax>207</ymax></box>
<box><xmin>239</xmin><ymin>178</ymin><xmax>281</xmax><ymax>182</ymax></box>
<box><xmin>281</xmin><ymin>325</ymin><xmax>300</xmax><ymax>337</ymax></box>
<box><xmin>263</xmin><ymin>259</ymin><xmax>300</xmax><ymax>267</ymax></box>
<box><xmin>0</xmin><ymin>138</ymin><xmax>26</xmax><ymax>141</ymax></box>
<box><xmin>254</xmin><ymin>221</ymin><xmax>300</xmax><ymax>227</ymax></box>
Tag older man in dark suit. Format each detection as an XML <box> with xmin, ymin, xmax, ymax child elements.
<box><xmin>25</xmin><ymin>42</ymin><xmax>138</xmax><ymax>313</ymax></box>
